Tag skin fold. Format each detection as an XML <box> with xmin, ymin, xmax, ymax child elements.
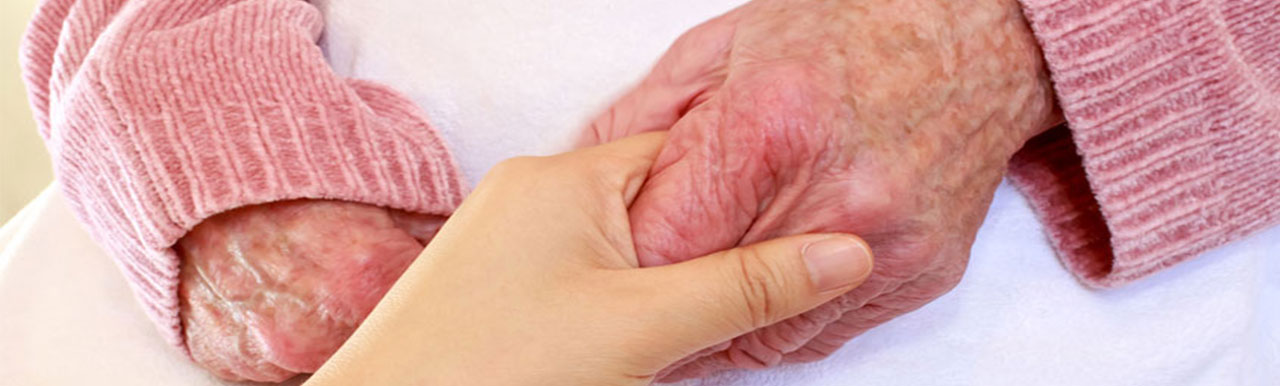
<box><xmin>175</xmin><ymin>0</ymin><xmax>1059</xmax><ymax>382</ymax></box>
<box><xmin>584</xmin><ymin>0</ymin><xmax>1061</xmax><ymax>380</ymax></box>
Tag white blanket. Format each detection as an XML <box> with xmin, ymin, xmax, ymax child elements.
<box><xmin>1</xmin><ymin>1</ymin><xmax>1276</xmax><ymax>384</ymax></box>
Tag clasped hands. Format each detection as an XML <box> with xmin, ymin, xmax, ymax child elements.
<box><xmin>181</xmin><ymin>0</ymin><xmax>1063</xmax><ymax>383</ymax></box>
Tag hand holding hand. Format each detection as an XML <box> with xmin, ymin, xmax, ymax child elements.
<box><xmin>306</xmin><ymin>133</ymin><xmax>875</xmax><ymax>385</ymax></box>
<box><xmin>586</xmin><ymin>0</ymin><xmax>1060</xmax><ymax>378</ymax></box>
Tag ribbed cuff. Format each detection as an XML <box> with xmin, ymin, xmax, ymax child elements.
<box><xmin>1011</xmin><ymin>0</ymin><xmax>1280</xmax><ymax>288</ymax></box>
<box><xmin>24</xmin><ymin>0</ymin><xmax>467</xmax><ymax>353</ymax></box>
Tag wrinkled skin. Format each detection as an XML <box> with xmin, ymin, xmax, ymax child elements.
<box><xmin>177</xmin><ymin>0</ymin><xmax>1059</xmax><ymax>382</ymax></box>
<box><xmin>177</xmin><ymin>200</ymin><xmax>444</xmax><ymax>382</ymax></box>
<box><xmin>583</xmin><ymin>0</ymin><xmax>1060</xmax><ymax>380</ymax></box>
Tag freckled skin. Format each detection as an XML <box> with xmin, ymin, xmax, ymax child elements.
<box><xmin>177</xmin><ymin>200</ymin><xmax>443</xmax><ymax>382</ymax></box>
<box><xmin>587</xmin><ymin>0</ymin><xmax>1061</xmax><ymax>380</ymax></box>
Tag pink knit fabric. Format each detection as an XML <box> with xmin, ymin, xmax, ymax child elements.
<box><xmin>19</xmin><ymin>0</ymin><xmax>467</xmax><ymax>353</ymax></box>
<box><xmin>1008</xmin><ymin>0</ymin><xmax>1280</xmax><ymax>288</ymax></box>
<box><xmin>19</xmin><ymin>0</ymin><xmax>1279</xmax><ymax>358</ymax></box>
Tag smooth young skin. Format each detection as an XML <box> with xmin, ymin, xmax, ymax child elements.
<box><xmin>306</xmin><ymin>132</ymin><xmax>875</xmax><ymax>386</ymax></box>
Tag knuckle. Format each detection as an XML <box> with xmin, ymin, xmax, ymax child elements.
<box><xmin>672</xmin><ymin>18</ymin><xmax>733</xmax><ymax>56</ymax></box>
<box><xmin>589</xmin><ymin>153</ymin><xmax>642</xmax><ymax>178</ymax></box>
<box><xmin>735</xmin><ymin>68</ymin><xmax>827</xmax><ymax>128</ymax></box>
<box><xmin>723</xmin><ymin>64</ymin><xmax>838</xmax><ymax>166</ymax></box>
<box><xmin>477</xmin><ymin>156</ymin><xmax>557</xmax><ymax>195</ymax></box>
<box><xmin>559</xmin><ymin>151</ymin><xmax>624</xmax><ymax>186</ymax></box>
<box><xmin>926</xmin><ymin>261</ymin><xmax>968</xmax><ymax>294</ymax></box>
<box><xmin>486</xmin><ymin>156</ymin><xmax>543</xmax><ymax>181</ymax></box>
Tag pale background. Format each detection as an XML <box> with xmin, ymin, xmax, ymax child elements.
<box><xmin>1</xmin><ymin>0</ymin><xmax>51</xmax><ymax>224</ymax></box>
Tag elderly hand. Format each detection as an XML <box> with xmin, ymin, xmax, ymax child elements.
<box><xmin>177</xmin><ymin>200</ymin><xmax>444</xmax><ymax>381</ymax></box>
<box><xmin>305</xmin><ymin>132</ymin><xmax>874</xmax><ymax>386</ymax></box>
<box><xmin>585</xmin><ymin>0</ymin><xmax>1060</xmax><ymax>379</ymax></box>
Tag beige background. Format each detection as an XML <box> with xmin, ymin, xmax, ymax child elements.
<box><xmin>1</xmin><ymin>0</ymin><xmax>51</xmax><ymax>224</ymax></box>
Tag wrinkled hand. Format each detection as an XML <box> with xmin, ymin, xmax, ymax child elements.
<box><xmin>307</xmin><ymin>133</ymin><xmax>874</xmax><ymax>386</ymax></box>
<box><xmin>177</xmin><ymin>200</ymin><xmax>444</xmax><ymax>382</ymax></box>
<box><xmin>585</xmin><ymin>0</ymin><xmax>1060</xmax><ymax>379</ymax></box>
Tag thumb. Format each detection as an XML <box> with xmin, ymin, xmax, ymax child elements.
<box><xmin>630</xmin><ymin>234</ymin><xmax>874</xmax><ymax>359</ymax></box>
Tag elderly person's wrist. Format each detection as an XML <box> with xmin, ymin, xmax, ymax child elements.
<box><xmin>996</xmin><ymin>0</ymin><xmax>1065</xmax><ymax>140</ymax></box>
<box><xmin>822</xmin><ymin>0</ymin><xmax>1060</xmax><ymax>157</ymax></box>
<box><xmin>978</xmin><ymin>0</ymin><xmax>1064</xmax><ymax>146</ymax></box>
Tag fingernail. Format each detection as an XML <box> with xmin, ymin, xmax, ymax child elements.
<box><xmin>802</xmin><ymin>237</ymin><xmax>873</xmax><ymax>293</ymax></box>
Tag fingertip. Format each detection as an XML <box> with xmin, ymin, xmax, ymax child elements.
<box><xmin>799</xmin><ymin>235</ymin><xmax>873</xmax><ymax>294</ymax></box>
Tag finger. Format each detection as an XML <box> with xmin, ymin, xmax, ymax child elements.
<box><xmin>577</xmin><ymin>14</ymin><xmax>737</xmax><ymax>147</ymax></box>
<box><xmin>454</xmin><ymin>132</ymin><xmax>670</xmax><ymax>270</ymax></box>
<box><xmin>629</xmin><ymin>234</ymin><xmax>874</xmax><ymax>362</ymax></box>
<box><xmin>570</xmin><ymin>130</ymin><xmax>668</xmax><ymax>170</ymax></box>
<box><xmin>784</xmin><ymin>270</ymin><xmax>964</xmax><ymax>363</ymax></box>
<box><xmin>557</xmin><ymin>131</ymin><xmax>668</xmax><ymax>206</ymax></box>
<box><xmin>624</xmin><ymin>99</ymin><xmax>771</xmax><ymax>268</ymax></box>
<box><xmin>475</xmin><ymin>130</ymin><xmax>665</xmax><ymax>204</ymax></box>
<box><xmin>658</xmin><ymin>270</ymin><xmax>902</xmax><ymax>378</ymax></box>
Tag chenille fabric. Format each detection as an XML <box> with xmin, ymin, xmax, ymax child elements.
<box><xmin>1008</xmin><ymin>0</ymin><xmax>1280</xmax><ymax>288</ymax></box>
<box><xmin>20</xmin><ymin>0</ymin><xmax>466</xmax><ymax>353</ymax></box>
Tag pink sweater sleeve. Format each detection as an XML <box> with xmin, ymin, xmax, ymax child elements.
<box><xmin>1008</xmin><ymin>0</ymin><xmax>1280</xmax><ymax>288</ymax></box>
<box><xmin>20</xmin><ymin>0</ymin><xmax>466</xmax><ymax>351</ymax></box>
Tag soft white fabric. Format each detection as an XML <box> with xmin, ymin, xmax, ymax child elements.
<box><xmin>315</xmin><ymin>0</ymin><xmax>750</xmax><ymax>183</ymax></box>
<box><xmin>1</xmin><ymin>1</ymin><xmax>1276</xmax><ymax>384</ymax></box>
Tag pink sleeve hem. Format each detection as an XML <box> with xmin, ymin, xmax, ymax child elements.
<box><xmin>21</xmin><ymin>0</ymin><xmax>466</xmax><ymax>352</ymax></box>
<box><xmin>1010</xmin><ymin>0</ymin><xmax>1280</xmax><ymax>288</ymax></box>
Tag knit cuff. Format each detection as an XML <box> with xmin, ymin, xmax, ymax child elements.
<box><xmin>23</xmin><ymin>0</ymin><xmax>466</xmax><ymax>352</ymax></box>
<box><xmin>1010</xmin><ymin>0</ymin><xmax>1280</xmax><ymax>288</ymax></box>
